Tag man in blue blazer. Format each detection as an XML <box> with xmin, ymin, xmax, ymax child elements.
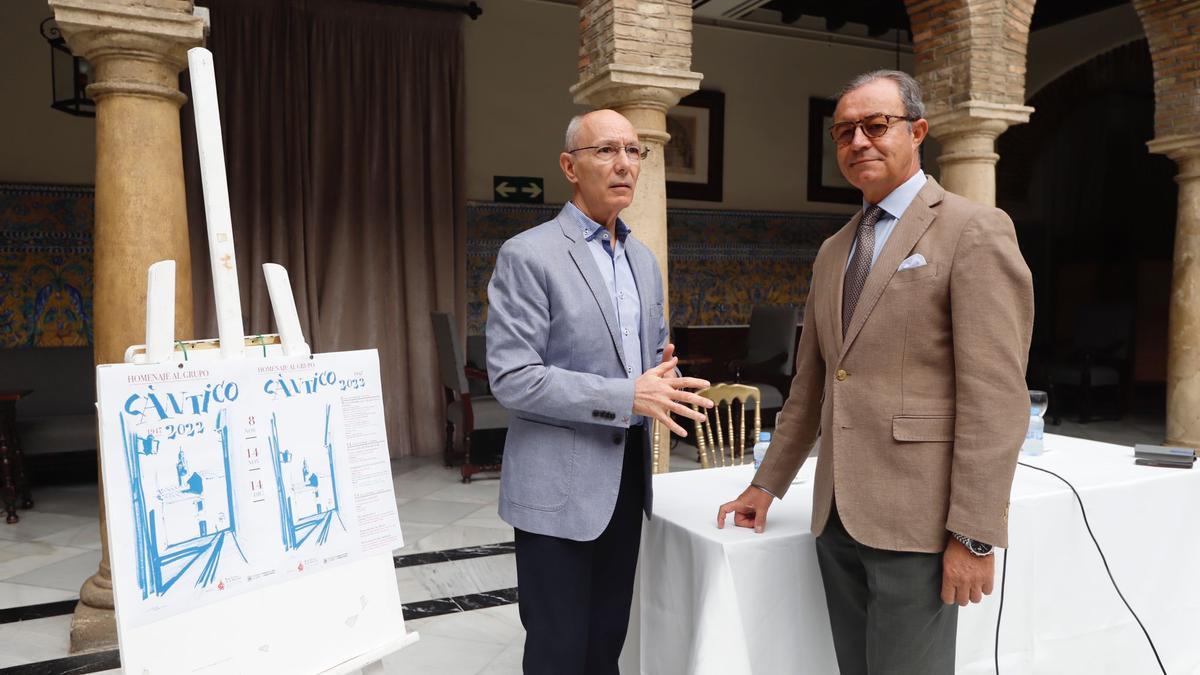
<box><xmin>487</xmin><ymin>109</ymin><xmax>712</xmax><ymax>674</ymax></box>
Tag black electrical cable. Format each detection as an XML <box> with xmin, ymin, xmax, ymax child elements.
<box><xmin>993</xmin><ymin>461</ymin><xmax>1168</xmax><ymax>675</ymax></box>
<box><xmin>995</xmin><ymin>539</ymin><xmax>1008</xmax><ymax>674</ymax></box>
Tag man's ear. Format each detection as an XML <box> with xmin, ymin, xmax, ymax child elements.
<box><xmin>560</xmin><ymin>152</ymin><xmax>578</xmax><ymax>184</ymax></box>
<box><xmin>911</xmin><ymin>118</ymin><xmax>929</xmax><ymax>147</ymax></box>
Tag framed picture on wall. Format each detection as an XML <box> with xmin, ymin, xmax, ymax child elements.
<box><xmin>665</xmin><ymin>90</ymin><xmax>724</xmax><ymax>202</ymax></box>
<box><xmin>807</xmin><ymin>97</ymin><xmax>860</xmax><ymax>205</ymax></box>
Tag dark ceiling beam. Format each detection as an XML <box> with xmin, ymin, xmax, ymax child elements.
<box><xmin>825</xmin><ymin>16</ymin><xmax>847</xmax><ymax>31</ymax></box>
<box><xmin>360</xmin><ymin>0</ymin><xmax>482</xmax><ymax>19</ymax></box>
<box><xmin>824</xmin><ymin>3</ymin><xmax>847</xmax><ymax>32</ymax></box>
<box><xmin>780</xmin><ymin>6</ymin><xmax>803</xmax><ymax>24</ymax></box>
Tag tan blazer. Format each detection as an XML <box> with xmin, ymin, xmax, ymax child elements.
<box><xmin>754</xmin><ymin>176</ymin><xmax>1034</xmax><ymax>552</ymax></box>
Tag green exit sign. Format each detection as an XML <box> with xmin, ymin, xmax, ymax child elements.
<box><xmin>493</xmin><ymin>176</ymin><xmax>544</xmax><ymax>203</ymax></box>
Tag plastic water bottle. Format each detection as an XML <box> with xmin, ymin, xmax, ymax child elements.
<box><xmin>1021</xmin><ymin>407</ymin><xmax>1044</xmax><ymax>456</ymax></box>
<box><xmin>753</xmin><ymin>431</ymin><xmax>771</xmax><ymax>469</ymax></box>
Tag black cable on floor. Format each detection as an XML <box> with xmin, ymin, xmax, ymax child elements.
<box><xmin>993</xmin><ymin>461</ymin><xmax>1168</xmax><ymax>675</ymax></box>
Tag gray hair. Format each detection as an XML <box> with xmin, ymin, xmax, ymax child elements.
<box><xmin>838</xmin><ymin>70</ymin><xmax>926</xmax><ymax>121</ymax></box>
<box><xmin>564</xmin><ymin>114</ymin><xmax>587</xmax><ymax>152</ymax></box>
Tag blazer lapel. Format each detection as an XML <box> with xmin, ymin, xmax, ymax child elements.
<box><xmin>562</xmin><ymin>214</ymin><xmax>629</xmax><ymax>372</ymax></box>
<box><xmin>839</xmin><ymin>178</ymin><xmax>944</xmax><ymax>359</ymax></box>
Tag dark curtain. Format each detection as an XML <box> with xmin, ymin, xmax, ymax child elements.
<box><xmin>182</xmin><ymin>0</ymin><xmax>466</xmax><ymax>457</ymax></box>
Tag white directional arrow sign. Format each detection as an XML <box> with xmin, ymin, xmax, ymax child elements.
<box><xmin>494</xmin><ymin>181</ymin><xmax>515</xmax><ymax>198</ymax></box>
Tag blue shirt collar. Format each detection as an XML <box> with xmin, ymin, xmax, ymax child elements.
<box><xmin>565</xmin><ymin>200</ymin><xmax>630</xmax><ymax>243</ymax></box>
<box><xmin>867</xmin><ymin>170</ymin><xmax>927</xmax><ymax>221</ymax></box>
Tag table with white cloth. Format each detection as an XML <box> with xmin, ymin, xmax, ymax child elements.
<box><xmin>620</xmin><ymin>434</ymin><xmax>1200</xmax><ymax>674</ymax></box>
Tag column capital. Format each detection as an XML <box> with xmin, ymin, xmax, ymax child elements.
<box><xmin>571</xmin><ymin>64</ymin><xmax>702</xmax><ymax>107</ymax></box>
<box><xmin>1147</xmin><ymin>133</ymin><xmax>1200</xmax><ymax>181</ymax></box>
<box><xmin>48</xmin><ymin>0</ymin><xmax>206</xmax><ymax>106</ymax></box>
<box><xmin>570</xmin><ymin>64</ymin><xmax>702</xmax><ymax>144</ymax></box>
<box><xmin>925</xmin><ymin>100</ymin><xmax>1034</xmax><ymax>139</ymax></box>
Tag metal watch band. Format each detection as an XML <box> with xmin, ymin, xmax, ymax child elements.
<box><xmin>750</xmin><ymin>483</ymin><xmax>779</xmax><ymax>499</ymax></box>
<box><xmin>952</xmin><ymin>531</ymin><xmax>994</xmax><ymax>556</ymax></box>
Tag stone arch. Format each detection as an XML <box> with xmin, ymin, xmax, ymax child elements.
<box><xmin>1132</xmin><ymin>0</ymin><xmax>1200</xmax><ymax>140</ymax></box>
<box><xmin>995</xmin><ymin>40</ymin><xmax>1175</xmax><ymax>387</ymax></box>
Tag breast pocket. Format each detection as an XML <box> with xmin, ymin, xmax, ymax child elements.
<box><xmin>503</xmin><ymin>416</ymin><xmax>577</xmax><ymax>511</ymax></box>
<box><xmin>891</xmin><ymin>262</ymin><xmax>939</xmax><ymax>284</ymax></box>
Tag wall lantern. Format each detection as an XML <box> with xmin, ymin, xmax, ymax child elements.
<box><xmin>40</xmin><ymin>17</ymin><xmax>95</xmax><ymax>118</ymax></box>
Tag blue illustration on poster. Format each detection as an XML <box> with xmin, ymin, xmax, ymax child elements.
<box><xmin>121</xmin><ymin>408</ymin><xmax>248</xmax><ymax>599</ymax></box>
<box><xmin>269</xmin><ymin>404</ymin><xmax>346</xmax><ymax>550</ymax></box>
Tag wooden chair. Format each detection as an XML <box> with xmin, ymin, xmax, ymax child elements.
<box><xmin>692</xmin><ymin>383</ymin><xmax>762</xmax><ymax>469</ymax></box>
<box><xmin>431</xmin><ymin>312</ymin><xmax>508</xmax><ymax>483</ymax></box>
<box><xmin>651</xmin><ymin>419</ymin><xmax>668</xmax><ymax>474</ymax></box>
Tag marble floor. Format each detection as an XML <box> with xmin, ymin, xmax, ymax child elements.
<box><xmin>0</xmin><ymin>413</ymin><xmax>1166</xmax><ymax>674</ymax></box>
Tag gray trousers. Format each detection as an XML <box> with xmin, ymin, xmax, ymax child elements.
<box><xmin>815</xmin><ymin>503</ymin><xmax>958</xmax><ymax>675</ymax></box>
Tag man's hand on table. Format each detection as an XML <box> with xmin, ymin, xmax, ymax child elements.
<box><xmin>633</xmin><ymin>343</ymin><xmax>712</xmax><ymax>436</ymax></box>
<box><xmin>941</xmin><ymin>537</ymin><xmax>995</xmax><ymax>606</ymax></box>
<box><xmin>716</xmin><ymin>485</ymin><xmax>775</xmax><ymax>533</ymax></box>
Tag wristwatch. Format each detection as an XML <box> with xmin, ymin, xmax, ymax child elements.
<box><xmin>951</xmin><ymin>532</ymin><xmax>994</xmax><ymax>557</ymax></box>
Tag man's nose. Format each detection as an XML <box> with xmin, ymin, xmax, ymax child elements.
<box><xmin>849</xmin><ymin>125</ymin><xmax>872</xmax><ymax>151</ymax></box>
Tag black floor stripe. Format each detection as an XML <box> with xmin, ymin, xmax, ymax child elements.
<box><xmin>393</xmin><ymin>540</ymin><xmax>514</xmax><ymax>568</ymax></box>
<box><xmin>402</xmin><ymin>587</ymin><xmax>518</xmax><ymax>621</ymax></box>
<box><xmin>0</xmin><ymin>649</ymin><xmax>119</xmax><ymax>675</ymax></box>
<box><xmin>0</xmin><ymin>600</ymin><xmax>78</xmax><ymax>626</ymax></box>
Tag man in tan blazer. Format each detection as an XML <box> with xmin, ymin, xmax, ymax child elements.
<box><xmin>718</xmin><ymin>70</ymin><xmax>1034</xmax><ymax>674</ymax></box>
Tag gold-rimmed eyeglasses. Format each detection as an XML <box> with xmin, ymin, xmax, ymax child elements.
<box><xmin>829</xmin><ymin>113</ymin><xmax>916</xmax><ymax>147</ymax></box>
<box><xmin>567</xmin><ymin>144</ymin><xmax>650</xmax><ymax>163</ymax></box>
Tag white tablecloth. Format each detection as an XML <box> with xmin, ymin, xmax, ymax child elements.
<box><xmin>621</xmin><ymin>434</ymin><xmax>1200</xmax><ymax>674</ymax></box>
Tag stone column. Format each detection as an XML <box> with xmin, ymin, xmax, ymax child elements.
<box><xmin>572</xmin><ymin>0</ymin><xmax>702</xmax><ymax>473</ymax></box>
<box><xmin>1146</xmin><ymin>135</ymin><xmax>1200</xmax><ymax>449</ymax></box>
<box><xmin>1133</xmin><ymin>0</ymin><xmax>1200</xmax><ymax>448</ymax></box>
<box><xmin>905</xmin><ymin>0</ymin><xmax>1036</xmax><ymax>206</ymax></box>
<box><xmin>925</xmin><ymin>101</ymin><xmax>1032</xmax><ymax>206</ymax></box>
<box><xmin>47</xmin><ymin>0</ymin><xmax>205</xmax><ymax>652</ymax></box>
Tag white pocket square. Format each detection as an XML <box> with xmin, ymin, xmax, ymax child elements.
<box><xmin>898</xmin><ymin>254</ymin><xmax>927</xmax><ymax>271</ymax></box>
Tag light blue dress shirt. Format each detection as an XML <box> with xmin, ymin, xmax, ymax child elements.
<box><xmin>565</xmin><ymin>201</ymin><xmax>644</xmax><ymax>424</ymax></box>
<box><xmin>845</xmin><ymin>170</ymin><xmax>928</xmax><ymax>270</ymax></box>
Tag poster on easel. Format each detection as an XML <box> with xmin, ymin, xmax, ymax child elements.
<box><xmin>97</xmin><ymin>350</ymin><xmax>403</xmax><ymax>629</ymax></box>
<box><xmin>93</xmin><ymin>39</ymin><xmax>417</xmax><ymax>674</ymax></box>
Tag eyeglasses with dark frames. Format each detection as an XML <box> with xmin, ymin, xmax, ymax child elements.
<box><xmin>566</xmin><ymin>144</ymin><xmax>651</xmax><ymax>162</ymax></box>
<box><xmin>829</xmin><ymin>114</ymin><xmax>916</xmax><ymax>147</ymax></box>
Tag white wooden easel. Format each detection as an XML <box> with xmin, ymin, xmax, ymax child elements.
<box><xmin>101</xmin><ymin>46</ymin><xmax>417</xmax><ymax>674</ymax></box>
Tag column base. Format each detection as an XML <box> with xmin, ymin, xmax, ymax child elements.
<box><xmin>70</xmin><ymin>573</ymin><xmax>117</xmax><ymax>653</ymax></box>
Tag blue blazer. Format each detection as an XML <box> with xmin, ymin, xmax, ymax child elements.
<box><xmin>486</xmin><ymin>206</ymin><xmax>667</xmax><ymax>541</ymax></box>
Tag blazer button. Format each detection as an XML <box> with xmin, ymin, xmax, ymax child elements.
<box><xmin>835</xmin><ymin>369</ymin><xmax>848</xmax><ymax>382</ymax></box>
<box><xmin>612</xmin><ymin>434</ymin><xmax>623</xmax><ymax>445</ymax></box>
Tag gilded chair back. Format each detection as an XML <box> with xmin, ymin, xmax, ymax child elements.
<box><xmin>693</xmin><ymin>383</ymin><xmax>761</xmax><ymax>469</ymax></box>
<box><xmin>651</xmin><ymin>419</ymin><xmax>672</xmax><ymax>474</ymax></box>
